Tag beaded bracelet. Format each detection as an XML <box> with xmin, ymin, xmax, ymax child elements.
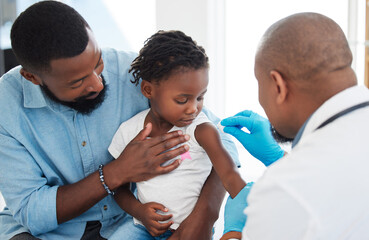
<box><xmin>98</xmin><ymin>164</ymin><xmax>115</xmax><ymax>195</ymax></box>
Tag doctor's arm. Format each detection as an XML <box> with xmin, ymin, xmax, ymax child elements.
<box><xmin>218</xmin><ymin>110</ymin><xmax>286</xmax><ymax>239</ymax></box>
<box><xmin>220</xmin><ymin>183</ymin><xmax>254</xmax><ymax>240</ymax></box>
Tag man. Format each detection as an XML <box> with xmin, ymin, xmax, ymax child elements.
<box><xmin>0</xmin><ymin>1</ymin><xmax>238</xmax><ymax>239</ymax></box>
<box><xmin>220</xmin><ymin>12</ymin><xmax>369</xmax><ymax>239</ymax></box>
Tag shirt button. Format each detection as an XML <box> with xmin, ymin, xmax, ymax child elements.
<box><xmin>82</xmin><ymin>141</ymin><xmax>86</xmax><ymax>147</ymax></box>
<box><xmin>103</xmin><ymin>205</ymin><xmax>108</xmax><ymax>211</ymax></box>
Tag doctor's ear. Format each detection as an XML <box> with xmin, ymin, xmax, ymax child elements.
<box><xmin>20</xmin><ymin>68</ymin><xmax>42</xmax><ymax>85</ymax></box>
<box><xmin>141</xmin><ymin>80</ymin><xmax>154</xmax><ymax>99</ymax></box>
<box><xmin>270</xmin><ymin>70</ymin><xmax>288</xmax><ymax>104</ymax></box>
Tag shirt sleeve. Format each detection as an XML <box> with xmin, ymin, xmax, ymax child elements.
<box><xmin>0</xmin><ymin>126</ymin><xmax>58</xmax><ymax>235</ymax></box>
<box><xmin>0</xmin><ymin>207</ymin><xmax>31</xmax><ymax>240</ymax></box>
<box><xmin>201</xmin><ymin>106</ymin><xmax>240</xmax><ymax>167</ymax></box>
<box><xmin>243</xmin><ymin>179</ymin><xmax>317</xmax><ymax>240</ymax></box>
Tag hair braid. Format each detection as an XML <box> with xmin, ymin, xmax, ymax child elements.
<box><xmin>129</xmin><ymin>30</ymin><xmax>209</xmax><ymax>85</ymax></box>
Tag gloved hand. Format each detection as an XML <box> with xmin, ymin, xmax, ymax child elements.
<box><xmin>221</xmin><ymin>110</ymin><xmax>284</xmax><ymax>166</ymax></box>
<box><xmin>223</xmin><ymin>182</ymin><xmax>254</xmax><ymax>235</ymax></box>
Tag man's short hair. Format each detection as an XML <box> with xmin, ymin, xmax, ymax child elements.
<box><xmin>11</xmin><ymin>1</ymin><xmax>90</xmax><ymax>73</ymax></box>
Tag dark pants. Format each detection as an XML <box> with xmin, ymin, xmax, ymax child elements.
<box><xmin>10</xmin><ymin>221</ymin><xmax>106</xmax><ymax>240</ymax></box>
<box><xmin>10</xmin><ymin>232</ymin><xmax>40</xmax><ymax>240</ymax></box>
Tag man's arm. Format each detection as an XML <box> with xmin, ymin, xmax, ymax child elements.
<box><xmin>0</xmin><ymin>124</ymin><xmax>188</xmax><ymax>235</ymax></box>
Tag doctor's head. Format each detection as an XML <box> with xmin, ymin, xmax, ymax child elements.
<box><xmin>254</xmin><ymin>12</ymin><xmax>357</xmax><ymax>142</ymax></box>
<box><xmin>11</xmin><ymin>1</ymin><xmax>106</xmax><ymax>114</ymax></box>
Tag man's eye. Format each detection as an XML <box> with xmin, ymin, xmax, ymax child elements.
<box><xmin>70</xmin><ymin>80</ymin><xmax>83</xmax><ymax>89</ymax></box>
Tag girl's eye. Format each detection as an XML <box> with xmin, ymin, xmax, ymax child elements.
<box><xmin>197</xmin><ymin>96</ymin><xmax>204</xmax><ymax>101</ymax></box>
<box><xmin>175</xmin><ymin>99</ymin><xmax>188</xmax><ymax>104</ymax></box>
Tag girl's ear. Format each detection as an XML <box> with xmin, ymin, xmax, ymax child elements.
<box><xmin>20</xmin><ymin>68</ymin><xmax>42</xmax><ymax>85</ymax></box>
<box><xmin>141</xmin><ymin>80</ymin><xmax>154</xmax><ymax>99</ymax></box>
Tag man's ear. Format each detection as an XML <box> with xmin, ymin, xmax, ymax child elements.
<box><xmin>20</xmin><ymin>68</ymin><xmax>42</xmax><ymax>85</ymax></box>
<box><xmin>141</xmin><ymin>80</ymin><xmax>154</xmax><ymax>99</ymax></box>
<box><xmin>270</xmin><ymin>70</ymin><xmax>288</xmax><ymax>104</ymax></box>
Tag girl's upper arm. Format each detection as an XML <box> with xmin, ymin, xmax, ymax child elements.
<box><xmin>195</xmin><ymin>123</ymin><xmax>246</xmax><ymax>197</ymax></box>
<box><xmin>195</xmin><ymin>123</ymin><xmax>230</xmax><ymax>159</ymax></box>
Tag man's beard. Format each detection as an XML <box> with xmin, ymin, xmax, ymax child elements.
<box><xmin>270</xmin><ymin>125</ymin><xmax>294</xmax><ymax>144</ymax></box>
<box><xmin>40</xmin><ymin>76</ymin><xmax>108</xmax><ymax>115</ymax></box>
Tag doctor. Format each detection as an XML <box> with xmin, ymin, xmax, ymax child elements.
<box><xmin>220</xmin><ymin>12</ymin><xmax>369</xmax><ymax>239</ymax></box>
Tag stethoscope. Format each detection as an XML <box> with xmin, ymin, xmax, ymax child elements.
<box><xmin>316</xmin><ymin>101</ymin><xmax>369</xmax><ymax>131</ymax></box>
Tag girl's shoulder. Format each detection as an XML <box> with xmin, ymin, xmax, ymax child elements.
<box><xmin>117</xmin><ymin>109</ymin><xmax>150</xmax><ymax>136</ymax></box>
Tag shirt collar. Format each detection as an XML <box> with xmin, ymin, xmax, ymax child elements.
<box><xmin>22</xmin><ymin>78</ymin><xmax>48</xmax><ymax>109</ymax></box>
<box><xmin>291</xmin><ymin>115</ymin><xmax>311</xmax><ymax>148</ymax></box>
<box><xmin>292</xmin><ymin>85</ymin><xmax>368</xmax><ymax>148</ymax></box>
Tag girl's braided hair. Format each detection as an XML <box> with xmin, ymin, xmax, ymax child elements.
<box><xmin>129</xmin><ymin>30</ymin><xmax>209</xmax><ymax>85</ymax></box>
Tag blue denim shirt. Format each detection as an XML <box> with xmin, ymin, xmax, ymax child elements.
<box><xmin>0</xmin><ymin>48</ymin><xmax>239</xmax><ymax>239</ymax></box>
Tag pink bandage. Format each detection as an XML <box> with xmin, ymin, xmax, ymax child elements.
<box><xmin>180</xmin><ymin>151</ymin><xmax>192</xmax><ymax>161</ymax></box>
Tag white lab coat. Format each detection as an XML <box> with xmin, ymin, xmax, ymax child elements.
<box><xmin>243</xmin><ymin>85</ymin><xmax>369</xmax><ymax>240</ymax></box>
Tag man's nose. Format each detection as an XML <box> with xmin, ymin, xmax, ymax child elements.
<box><xmin>86</xmin><ymin>73</ymin><xmax>103</xmax><ymax>92</ymax></box>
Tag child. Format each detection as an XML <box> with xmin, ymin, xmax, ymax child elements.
<box><xmin>108</xmin><ymin>30</ymin><xmax>247</xmax><ymax>239</ymax></box>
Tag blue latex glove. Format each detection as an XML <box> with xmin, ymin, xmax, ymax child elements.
<box><xmin>223</xmin><ymin>182</ymin><xmax>254</xmax><ymax>234</ymax></box>
<box><xmin>221</xmin><ymin>110</ymin><xmax>284</xmax><ymax>166</ymax></box>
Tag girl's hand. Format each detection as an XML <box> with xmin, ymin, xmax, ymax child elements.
<box><xmin>137</xmin><ymin>202</ymin><xmax>173</xmax><ymax>237</ymax></box>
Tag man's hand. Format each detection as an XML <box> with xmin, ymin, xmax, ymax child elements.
<box><xmin>105</xmin><ymin>123</ymin><xmax>190</xmax><ymax>188</ymax></box>
<box><xmin>168</xmin><ymin>212</ymin><xmax>213</xmax><ymax>240</ymax></box>
<box><xmin>221</xmin><ymin>110</ymin><xmax>284</xmax><ymax>166</ymax></box>
<box><xmin>136</xmin><ymin>202</ymin><xmax>173</xmax><ymax>237</ymax></box>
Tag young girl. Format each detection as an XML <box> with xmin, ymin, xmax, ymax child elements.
<box><xmin>108</xmin><ymin>30</ymin><xmax>247</xmax><ymax>239</ymax></box>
